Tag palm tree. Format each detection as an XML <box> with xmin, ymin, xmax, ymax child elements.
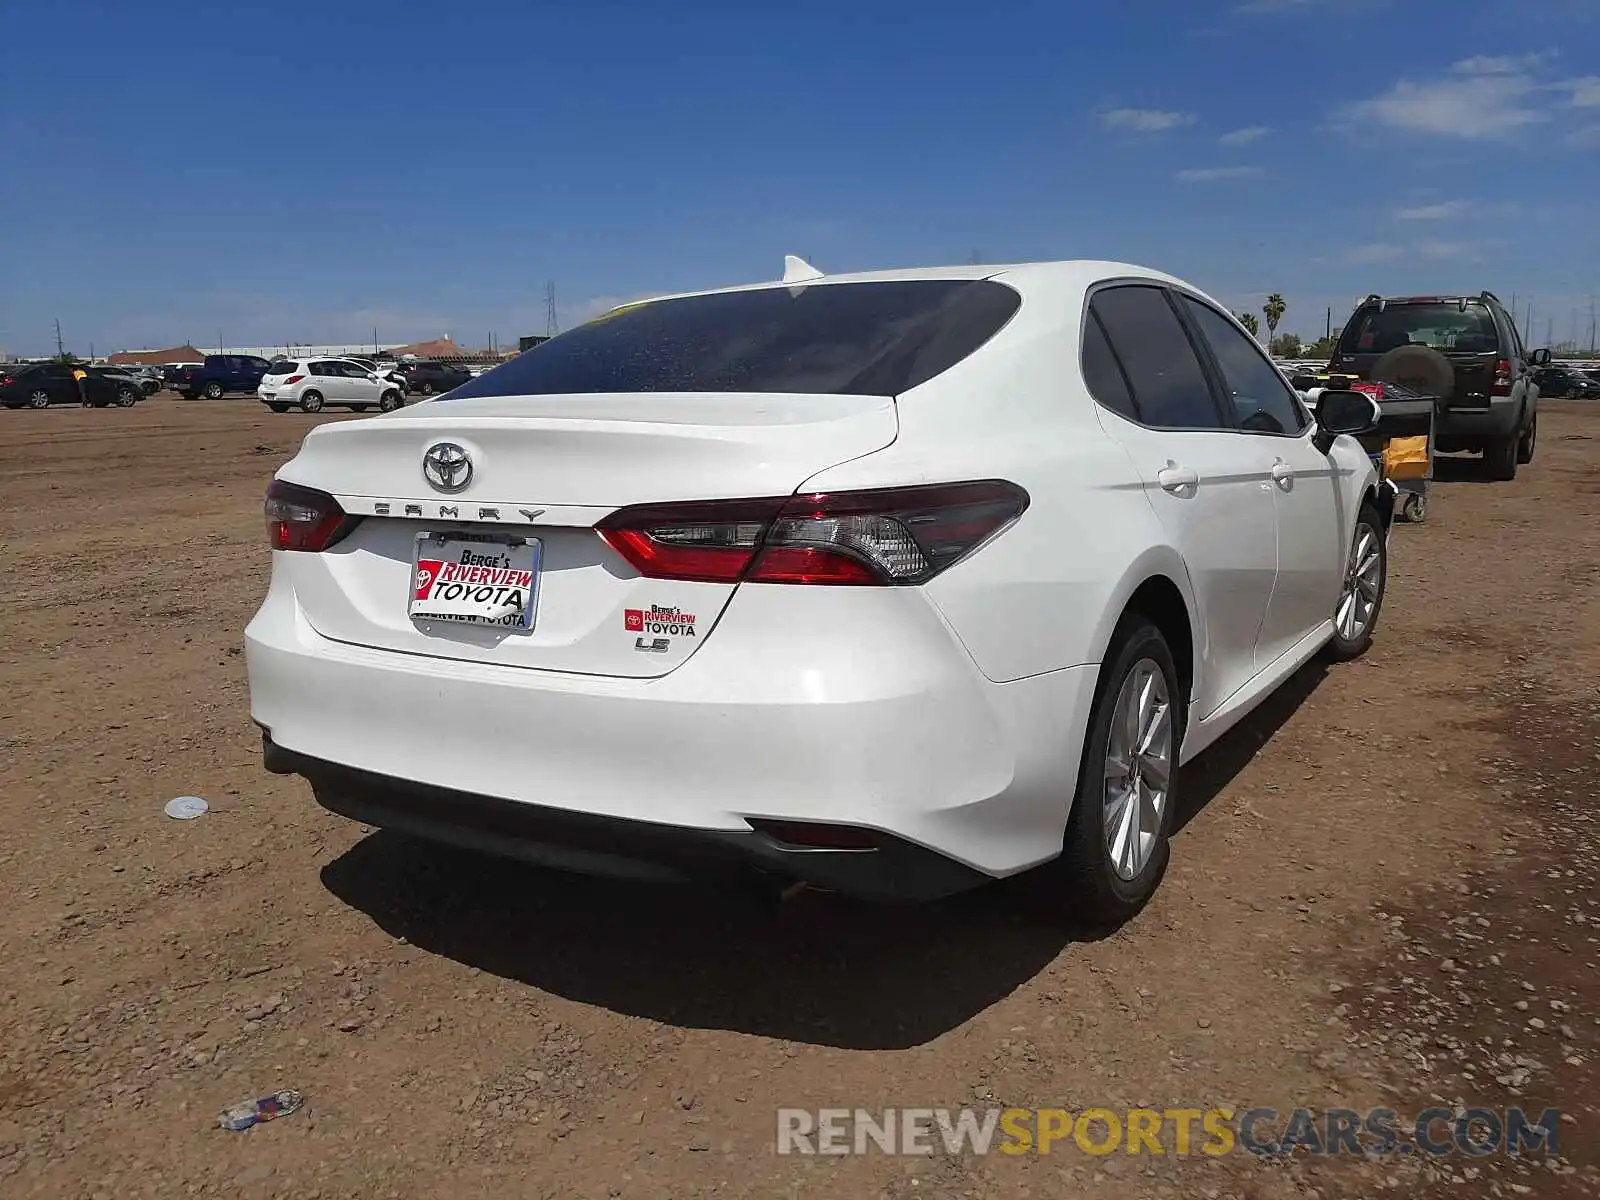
<box><xmin>1237</xmin><ymin>312</ymin><xmax>1261</xmax><ymax>339</ymax></box>
<box><xmin>1263</xmin><ymin>294</ymin><xmax>1287</xmax><ymax>345</ymax></box>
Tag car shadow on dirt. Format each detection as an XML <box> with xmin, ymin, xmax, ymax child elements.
<box><xmin>1430</xmin><ymin>454</ymin><xmax>1498</xmax><ymax>484</ymax></box>
<box><xmin>319</xmin><ymin>662</ymin><xmax>1328</xmax><ymax>1049</ymax></box>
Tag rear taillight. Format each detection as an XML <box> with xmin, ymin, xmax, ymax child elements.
<box><xmin>265</xmin><ymin>479</ymin><xmax>358</xmax><ymax>552</ymax></box>
<box><xmin>595</xmin><ymin>480</ymin><xmax>1029</xmax><ymax>586</ymax></box>
<box><xmin>283</xmin><ymin>375</ymin><xmax>305</xmax><ymax>385</ymax></box>
<box><xmin>0</xmin><ymin>376</ymin><xmax>12</xmax><ymax>387</ymax></box>
<box><xmin>1492</xmin><ymin>359</ymin><xmax>1512</xmax><ymax>397</ymax></box>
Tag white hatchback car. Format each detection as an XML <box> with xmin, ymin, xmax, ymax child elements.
<box><xmin>246</xmin><ymin>258</ymin><xmax>1389</xmax><ymax>922</ymax></box>
<box><xmin>259</xmin><ymin>358</ymin><xmax>407</xmax><ymax>414</ymax></box>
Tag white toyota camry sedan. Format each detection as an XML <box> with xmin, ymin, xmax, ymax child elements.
<box><xmin>246</xmin><ymin>258</ymin><xmax>1389</xmax><ymax>923</ymax></box>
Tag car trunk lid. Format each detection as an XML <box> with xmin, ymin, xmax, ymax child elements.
<box><xmin>272</xmin><ymin>391</ymin><xmax>898</xmax><ymax>678</ymax></box>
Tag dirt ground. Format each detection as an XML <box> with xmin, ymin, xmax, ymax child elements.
<box><xmin>0</xmin><ymin>396</ymin><xmax>1596</xmax><ymax>1200</ymax></box>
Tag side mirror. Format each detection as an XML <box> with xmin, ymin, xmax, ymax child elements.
<box><xmin>1530</xmin><ymin>347</ymin><xmax>1552</xmax><ymax>366</ymax></box>
<box><xmin>1315</xmin><ymin>389</ymin><xmax>1381</xmax><ymax>434</ymax></box>
<box><xmin>1312</xmin><ymin>389</ymin><xmax>1380</xmax><ymax>451</ymax></box>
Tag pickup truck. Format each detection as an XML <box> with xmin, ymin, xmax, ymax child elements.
<box><xmin>172</xmin><ymin>354</ymin><xmax>276</xmax><ymax>399</ymax></box>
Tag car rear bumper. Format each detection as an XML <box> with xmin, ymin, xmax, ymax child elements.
<box><xmin>1436</xmin><ymin>395</ymin><xmax>1522</xmax><ymax>441</ymax></box>
<box><xmin>262</xmin><ymin>737</ymin><xmax>996</xmax><ymax>899</ymax></box>
<box><xmin>245</xmin><ymin>578</ymin><xmax>1097</xmax><ymax>897</ymax></box>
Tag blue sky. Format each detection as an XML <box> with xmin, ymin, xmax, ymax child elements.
<box><xmin>3</xmin><ymin>0</ymin><xmax>1598</xmax><ymax>355</ymax></box>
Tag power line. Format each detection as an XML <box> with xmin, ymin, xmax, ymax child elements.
<box><xmin>546</xmin><ymin>282</ymin><xmax>559</xmax><ymax>337</ymax></box>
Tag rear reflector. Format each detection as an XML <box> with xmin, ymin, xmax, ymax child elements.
<box><xmin>265</xmin><ymin>479</ymin><xmax>359</xmax><ymax>552</ymax></box>
<box><xmin>596</xmin><ymin>480</ymin><xmax>1029</xmax><ymax>586</ymax></box>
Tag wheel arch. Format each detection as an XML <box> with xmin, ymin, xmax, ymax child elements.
<box><xmin>1364</xmin><ymin>480</ymin><xmax>1396</xmax><ymax>533</ymax></box>
<box><xmin>1090</xmin><ymin>550</ymin><xmax>1199</xmax><ymax>715</ymax></box>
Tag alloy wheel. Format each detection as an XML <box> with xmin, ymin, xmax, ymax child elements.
<box><xmin>1337</xmin><ymin>522</ymin><xmax>1381</xmax><ymax>642</ymax></box>
<box><xmin>1102</xmin><ymin>658</ymin><xmax>1173</xmax><ymax>882</ymax></box>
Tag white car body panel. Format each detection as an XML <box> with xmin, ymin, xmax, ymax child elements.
<box><xmin>246</xmin><ymin>258</ymin><xmax>1380</xmax><ymax>888</ymax></box>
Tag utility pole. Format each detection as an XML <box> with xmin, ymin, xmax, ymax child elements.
<box><xmin>1545</xmin><ymin>317</ymin><xmax>1553</xmax><ymax>349</ymax></box>
<box><xmin>55</xmin><ymin>319</ymin><xmax>65</xmax><ymax>359</ymax></box>
<box><xmin>1523</xmin><ymin>301</ymin><xmax>1533</xmax><ymax>346</ymax></box>
<box><xmin>373</xmin><ymin>326</ymin><xmax>379</xmax><ymax>356</ymax></box>
<box><xmin>546</xmin><ymin>282</ymin><xmax>559</xmax><ymax>337</ymax></box>
<box><xmin>1588</xmin><ymin>295</ymin><xmax>1596</xmax><ymax>356</ymax></box>
<box><xmin>1325</xmin><ymin>306</ymin><xmax>1332</xmax><ymax>339</ymax></box>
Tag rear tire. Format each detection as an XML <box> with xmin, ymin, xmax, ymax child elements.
<box><xmin>1516</xmin><ymin>412</ymin><xmax>1537</xmax><ymax>465</ymax></box>
<box><xmin>1484</xmin><ymin>434</ymin><xmax>1518</xmax><ymax>481</ymax></box>
<box><xmin>1324</xmin><ymin>501</ymin><xmax>1387</xmax><ymax>661</ymax></box>
<box><xmin>1055</xmin><ymin>618</ymin><xmax>1182</xmax><ymax>928</ymax></box>
<box><xmin>299</xmin><ymin>391</ymin><xmax>324</xmax><ymax>414</ymax></box>
<box><xmin>267</xmin><ymin>403</ymin><xmax>289</xmax><ymax>413</ymax></box>
<box><xmin>204</xmin><ymin>381</ymin><xmax>224</xmax><ymax>400</ymax></box>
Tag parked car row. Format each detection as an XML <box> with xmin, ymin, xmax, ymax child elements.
<box><xmin>1533</xmin><ymin>364</ymin><xmax>1600</xmax><ymax>399</ymax></box>
<box><xmin>1</xmin><ymin>362</ymin><xmax>148</xmax><ymax>408</ymax></box>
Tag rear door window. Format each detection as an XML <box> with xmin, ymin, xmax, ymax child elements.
<box><xmin>1089</xmin><ymin>285</ymin><xmax>1226</xmax><ymax>430</ymax></box>
<box><xmin>1080</xmin><ymin>310</ymin><xmax>1140</xmax><ymax>421</ymax></box>
<box><xmin>447</xmin><ymin>279</ymin><xmax>1022</xmax><ymax>399</ymax></box>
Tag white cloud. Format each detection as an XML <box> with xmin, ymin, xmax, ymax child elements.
<box><xmin>1453</xmin><ymin>52</ymin><xmax>1554</xmax><ymax>76</ymax></box>
<box><xmin>1340</xmin><ymin>63</ymin><xmax>1547</xmax><ymax>139</ymax></box>
<box><xmin>1345</xmin><ymin>243</ymin><xmax>1405</xmax><ymax>264</ymax></box>
<box><xmin>1219</xmin><ymin>125</ymin><xmax>1271</xmax><ymax>145</ymax></box>
<box><xmin>1101</xmin><ymin>107</ymin><xmax>1197</xmax><ymax>133</ymax></box>
<box><xmin>1394</xmin><ymin>199</ymin><xmax>1472</xmax><ymax>220</ymax></box>
<box><xmin>1563</xmin><ymin>76</ymin><xmax>1600</xmax><ymax>106</ymax></box>
<box><xmin>1175</xmin><ymin>166</ymin><xmax>1263</xmax><ymax>182</ymax></box>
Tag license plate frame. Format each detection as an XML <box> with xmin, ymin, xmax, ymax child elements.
<box><xmin>409</xmin><ymin>531</ymin><xmax>542</xmax><ymax>631</ymax></box>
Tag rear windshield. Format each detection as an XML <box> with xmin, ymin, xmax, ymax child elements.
<box><xmin>265</xmin><ymin>361</ymin><xmax>303</xmax><ymax>374</ymax></box>
<box><xmin>1339</xmin><ymin>301</ymin><xmax>1500</xmax><ymax>356</ymax></box>
<box><xmin>448</xmin><ymin>280</ymin><xmax>1021</xmax><ymax>399</ymax></box>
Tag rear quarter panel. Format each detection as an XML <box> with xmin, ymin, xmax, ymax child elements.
<box><xmin>795</xmin><ymin>272</ymin><xmax>1191</xmax><ymax>684</ymax></box>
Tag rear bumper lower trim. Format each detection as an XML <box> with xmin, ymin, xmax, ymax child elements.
<box><xmin>266</xmin><ymin>736</ymin><xmax>992</xmax><ymax>901</ymax></box>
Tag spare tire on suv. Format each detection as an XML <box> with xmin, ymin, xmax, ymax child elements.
<box><xmin>1370</xmin><ymin>345</ymin><xmax>1454</xmax><ymax>399</ymax></box>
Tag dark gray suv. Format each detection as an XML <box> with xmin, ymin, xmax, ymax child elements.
<box><xmin>1328</xmin><ymin>291</ymin><xmax>1548</xmax><ymax>480</ymax></box>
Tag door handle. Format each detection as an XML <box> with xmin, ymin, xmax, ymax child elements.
<box><xmin>1270</xmin><ymin>459</ymin><xmax>1295</xmax><ymax>485</ymax></box>
<box><xmin>1156</xmin><ymin>463</ymin><xmax>1200</xmax><ymax>492</ymax></box>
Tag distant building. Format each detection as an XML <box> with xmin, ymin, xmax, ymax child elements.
<box><xmin>518</xmin><ymin>335</ymin><xmax>551</xmax><ymax>352</ymax></box>
<box><xmin>193</xmin><ymin>344</ymin><xmax>405</xmax><ymax>360</ymax></box>
<box><xmin>109</xmin><ymin>343</ymin><xmax>207</xmax><ymax>366</ymax></box>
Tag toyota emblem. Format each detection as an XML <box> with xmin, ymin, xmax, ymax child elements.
<box><xmin>422</xmin><ymin>442</ymin><xmax>473</xmax><ymax>493</ymax></box>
